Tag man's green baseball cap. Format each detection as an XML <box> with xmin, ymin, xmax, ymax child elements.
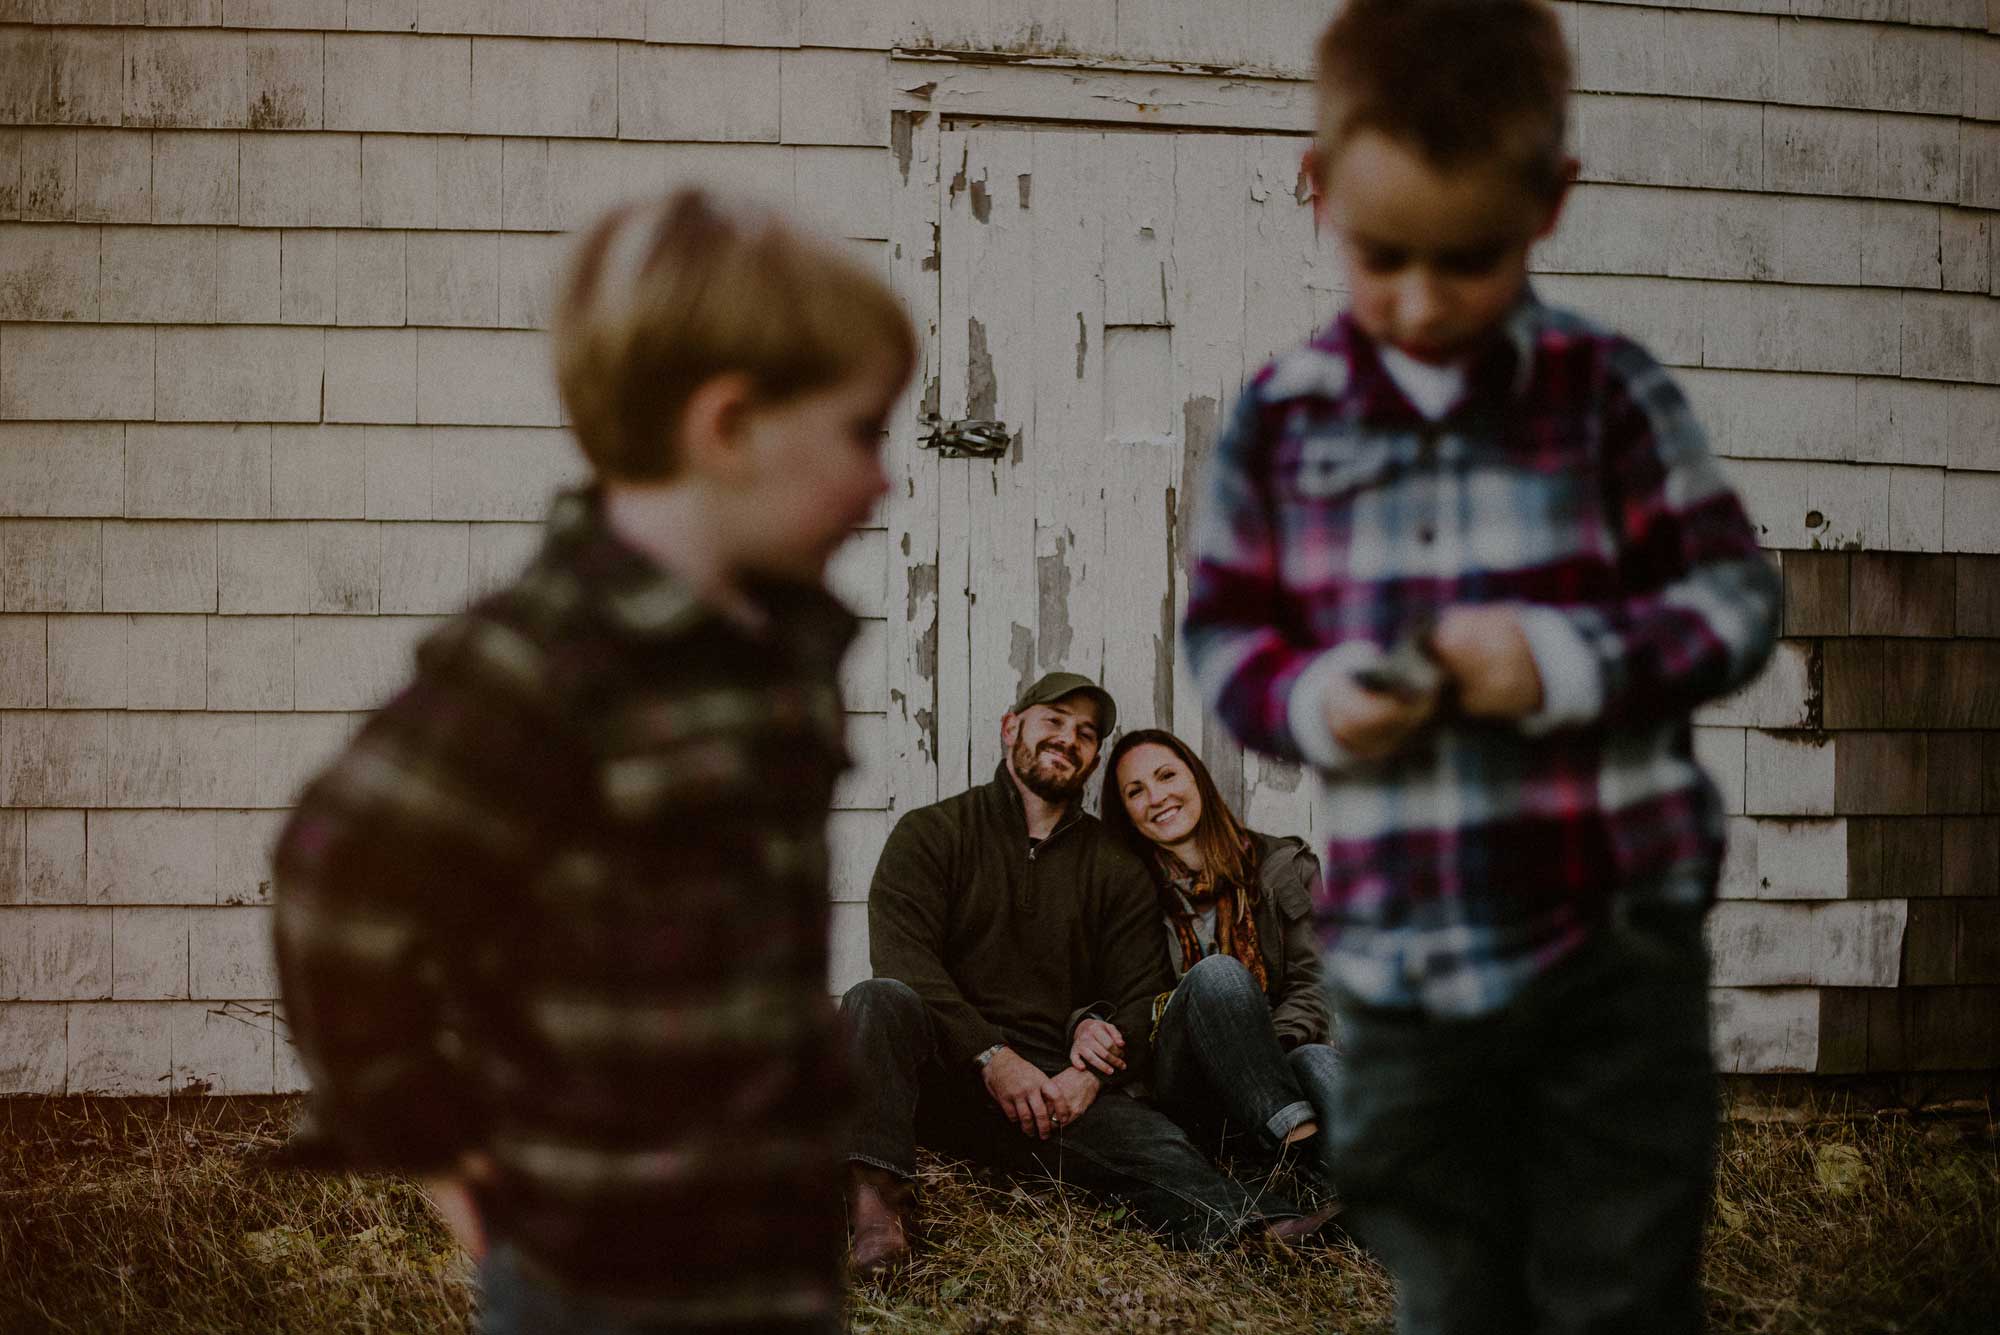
<box><xmin>1011</xmin><ymin>672</ymin><xmax>1117</xmax><ymax>735</ymax></box>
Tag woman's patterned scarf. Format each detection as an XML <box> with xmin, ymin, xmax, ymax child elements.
<box><xmin>1156</xmin><ymin>842</ymin><xmax>1270</xmax><ymax>996</ymax></box>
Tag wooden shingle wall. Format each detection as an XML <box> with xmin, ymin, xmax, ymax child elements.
<box><xmin>0</xmin><ymin>1</ymin><xmax>1994</xmax><ymax>1094</ymax></box>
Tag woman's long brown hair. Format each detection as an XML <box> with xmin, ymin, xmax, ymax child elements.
<box><xmin>1100</xmin><ymin>729</ymin><xmax>1259</xmax><ymax>892</ymax></box>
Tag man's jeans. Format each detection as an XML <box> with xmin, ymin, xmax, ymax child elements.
<box><xmin>841</xmin><ymin>977</ymin><xmax>1305</xmax><ymax>1249</ymax></box>
<box><xmin>477</xmin><ymin>1246</ymin><xmax>839</xmax><ymax>1335</ymax></box>
<box><xmin>1153</xmin><ymin>954</ymin><xmax>1343</xmax><ymax>1186</ymax></box>
<box><xmin>1324</xmin><ymin>906</ymin><xmax>1717</xmax><ymax>1335</ymax></box>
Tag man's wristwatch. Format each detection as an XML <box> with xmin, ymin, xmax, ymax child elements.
<box><xmin>973</xmin><ymin>1043</ymin><xmax>1006</xmax><ymax>1069</ymax></box>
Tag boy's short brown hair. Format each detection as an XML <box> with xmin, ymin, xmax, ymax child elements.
<box><xmin>1314</xmin><ymin>0</ymin><xmax>1572</xmax><ymax>196</ymax></box>
<box><xmin>553</xmin><ymin>187</ymin><xmax>916</xmax><ymax>481</ymax></box>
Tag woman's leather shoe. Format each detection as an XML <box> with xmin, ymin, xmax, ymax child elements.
<box><xmin>1260</xmin><ymin>1197</ymin><xmax>1346</xmax><ymax>1247</ymax></box>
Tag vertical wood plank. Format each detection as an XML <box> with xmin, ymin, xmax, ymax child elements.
<box><xmin>883</xmin><ymin>106</ymin><xmax>942</xmax><ymax>819</ymax></box>
<box><xmin>1102</xmin><ymin>133</ymin><xmax>1175</xmax><ymax>329</ymax></box>
<box><xmin>1237</xmin><ymin>132</ymin><xmax>1323</xmax><ymax>838</ymax></box>
<box><xmin>1028</xmin><ymin>131</ymin><xmax>1110</xmax><ymax>806</ymax></box>
<box><xmin>933</xmin><ymin>126</ymin><xmax>974</xmax><ymax>797</ymax></box>
<box><xmin>1168</xmin><ymin>132</ymin><xmax>1251</xmax><ymax>814</ymax></box>
<box><xmin>1102</xmin><ymin>437</ymin><xmax>1179</xmax><ymax>743</ymax></box>
<box><xmin>952</xmin><ymin>129</ymin><xmax>1041</xmax><ymax>786</ymax></box>
<box><xmin>1241</xmin><ymin>133</ymin><xmax>1327</xmax><ymax>373</ymax></box>
<box><xmin>1099</xmin><ymin>132</ymin><xmax>1182</xmax><ymax>766</ymax></box>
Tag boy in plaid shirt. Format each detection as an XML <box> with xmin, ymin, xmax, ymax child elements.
<box><xmin>1183</xmin><ymin>3</ymin><xmax>1780</xmax><ymax>1330</ymax></box>
<box><xmin>273</xmin><ymin>188</ymin><xmax>913</xmax><ymax>1333</ymax></box>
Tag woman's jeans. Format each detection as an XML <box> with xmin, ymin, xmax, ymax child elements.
<box><xmin>839</xmin><ymin>976</ymin><xmax>1307</xmax><ymax>1248</ymax></box>
<box><xmin>477</xmin><ymin>1245</ymin><xmax>840</xmax><ymax>1335</ymax></box>
<box><xmin>1152</xmin><ymin>954</ymin><xmax>1343</xmax><ymax>1186</ymax></box>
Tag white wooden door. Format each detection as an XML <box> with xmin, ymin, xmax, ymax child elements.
<box><xmin>916</xmin><ymin>124</ymin><xmax>1339</xmax><ymax>833</ymax></box>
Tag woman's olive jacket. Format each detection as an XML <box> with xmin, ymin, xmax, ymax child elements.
<box><xmin>1158</xmin><ymin>830</ymin><xmax>1331</xmax><ymax>1049</ymax></box>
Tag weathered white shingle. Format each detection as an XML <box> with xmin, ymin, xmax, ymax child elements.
<box><xmin>217</xmin><ymin>228</ymin><xmax>281</xmax><ymax>322</ymax></box>
<box><xmin>437</xmin><ymin>135</ymin><xmax>503</xmax><ymax>228</ymax></box>
<box><xmin>128</xmin><ymin>615</ymin><xmax>208</xmax><ymax>709</ymax></box>
<box><xmin>360</xmin><ymin>133</ymin><xmax>439</xmax><ymax>228</ymax></box>
<box><xmin>101</xmin><ymin>520</ymin><xmax>219</xmax><ymax>614</ymax></box>
<box><xmin>619</xmin><ymin>43</ymin><xmax>781</xmax><ymax>142</ymax></box>
<box><xmin>26</xmin><ymin>810</ymin><xmax>87</xmax><ymax>906</ymax></box>
<box><xmin>0</xmin><ymin>618</ymin><xmax>45</xmax><ymax>710</ymax></box>
<box><xmin>325</xmin><ymin>328</ymin><xmax>419</xmax><ymax>425</ymax></box>
<box><xmin>103</xmin><ymin>711</ymin><xmax>181</xmax><ymax>807</ymax></box>
<box><xmin>1</xmin><ymin>325</ymin><xmax>154</xmax><ymax>421</ymax></box>
<box><xmin>292</xmin><ymin>612</ymin><xmax>441</xmax><ymax>709</ymax></box>
<box><xmin>325</xmin><ymin>32</ymin><xmax>472</xmax><ymax>132</ymax></box>
<box><xmin>66</xmin><ymin>1000</ymin><xmax>171</xmax><ymax>1094</ymax></box>
<box><xmin>100</xmin><ymin>225</ymin><xmax>219</xmax><ymax>323</ymax></box>
<box><xmin>124</xmin><ymin>424</ymin><xmax>272</xmax><ymax>520</ymax></box>
<box><xmin>0</xmin><ymin>424</ymin><xmax>125</xmax><ymax>517</ymax></box>
<box><xmin>156</xmin><ymin>326</ymin><xmax>324</xmax><ymax>423</ymax></box>
<box><xmin>74</xmin><ymin>130</ymin><xmax>154</xmax><ymax>224</ymax></box>
<box><xmin>206</xmin><ymin>615</ymin><xmax>296</xmax><ymax>710</ymax></box>
<box><xmin>379</xmin><ymin>521</ymin><xmax>469</xmax><ymax>613</ymax></box>
<box><xmin>240</xmin><ymin>132</ymin><xmax>363</xmax><ymax>227</ymax></box>
<box><xmin>468</xmin><ymin>36</ymin><xmax>617</xmax><ymax>137</ymax></box>
<box><xmin>0</xmin><ymin>223</ymin><xmax>97</xmax><ymax>321</ymax></box>
<box><xmin>171</xmin><ymin>998</ymin><xmax>275</xmax><ymax>1094</ymax></box>
<box><xmin>218</xmin><ymin>520</ymin><xmax>310</xmax><ymax>613</ymax></box>
<box><xmin>151</xmin><ymin>131</ymin><xmax>240</xmax><ymax>224</ymax></box>
<box><xmin>0</xmin><ymin>1002</ymin><xmax>67</xmax><ymax>1093</ymax></box>
<box><xmin>247</xmin><ymin>31</ymin><xmax>324</xmax><ymax>131</ymax></box>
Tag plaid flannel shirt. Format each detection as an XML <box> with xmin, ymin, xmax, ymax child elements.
<box><xmin>273</xmin><ymin>487</ymin><xmax>857</xmax><ymax>1324</ymax></box>
<box><xmin>1183</xmin><ymin>294</ymin><xmax>1780</xmax><ymax>1018</ymax></box>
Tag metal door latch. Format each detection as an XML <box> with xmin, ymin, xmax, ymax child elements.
<box><xmin>919</xmin><ymin>416</ymin><xmax>1012</xmax><ymax>458</ymax></box>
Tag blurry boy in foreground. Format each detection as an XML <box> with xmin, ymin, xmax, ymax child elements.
<box><xmin>273</xmin><ymin>188</ymin><xmax>914</xmax><ymax>1334</ymax></box>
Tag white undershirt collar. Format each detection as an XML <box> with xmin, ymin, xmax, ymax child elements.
<box><xmin>1378</xmin><ymin>345</ymin><xmax>1469</xmax><ymax>422</ymax></box>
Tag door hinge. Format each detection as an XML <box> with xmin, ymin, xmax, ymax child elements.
<box><xmin>919</xmin><ymin>415</ymin><xmax>1012</xmax><ymax>459</ymax></box>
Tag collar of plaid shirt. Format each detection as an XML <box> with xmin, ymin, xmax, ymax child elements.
<box><xmin>540</xmin><ymin>485</ymin><xmax>859</xmax><ymax>669</ymax></box>
<box><xmin>1323</xmin><ymin>288</ymin><xmax>1545</xmax><ymax>426</ymax></box>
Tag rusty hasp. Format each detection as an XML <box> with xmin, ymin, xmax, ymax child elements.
<box><xmin>919</xmin><ymin>415</ymin><xmax>1012</xmax><ymax>458</ymax></box>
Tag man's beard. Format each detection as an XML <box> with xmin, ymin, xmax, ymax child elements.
<box><xmin>1010</xmin><ymin>737</ymin><xmax>1090</xmax><ymax>803</ymax></box>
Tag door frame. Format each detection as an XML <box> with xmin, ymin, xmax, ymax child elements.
<box><xmin>881</xmin><ymin>53</ymin><xmax>1320</xmax><ymax>819</ymax></box>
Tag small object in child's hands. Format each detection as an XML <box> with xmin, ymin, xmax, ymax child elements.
<box><xmin>1352</xmin><ymin>618</ymin><xmax>1443</xmax><ymax>700</ymax></box>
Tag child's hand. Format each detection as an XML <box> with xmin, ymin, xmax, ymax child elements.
<box><xmin>1323</xmin><ymin>671</ymin><xmax>1438</xmax><ymax>762</ymax></box>
<box><xmin>1432</xmin><ymin>606</ymin><xmax>1544</xmax><ymax>719</ymax></box>
<box><xmin>420</xmin><ymin>1152</ymin><xmax>495</xmax><ymax>1260</ymax></box>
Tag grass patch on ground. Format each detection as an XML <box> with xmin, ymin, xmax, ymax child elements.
<box><xmin>0</xmin><ymin>1097</ymin><xmax>1993</xmax><ymax>1334</ymax></box>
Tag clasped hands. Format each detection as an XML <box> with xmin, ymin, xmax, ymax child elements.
<box><xmin>1328</xmin><ymin>605</ymin><xmax>1546</xmax><ymax>761</ymax></box>
<box><xmin>980</xmin><ymin>1018</ymin><xmax>1128</xmax><ymax>1139</ymax></box>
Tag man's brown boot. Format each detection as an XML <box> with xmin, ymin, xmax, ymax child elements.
<box><xmin>847</xmin><ymin>1164</ymin><xmax>914</xmax><ymax>1277</ymax></box>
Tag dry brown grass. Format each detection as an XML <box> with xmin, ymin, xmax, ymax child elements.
<box><xmin>0</xmin><ymin>1099</ymin><xmax>471</xmax><ymax>1335</ymax></box>
<box><xmin>850</xmin><ymin>1152</ymin><xmax>1394</xmax><ymax>1334</ymax></box>
<box><xmin>1703</xmin><ymin>1105</ymin><xmax>2000</xmax><ymax>1335</ymax></box>
<box><xmin>0</xmin><ymin>1097</ymin><xmax>1993</xmax><ymax>1334</ymax></box>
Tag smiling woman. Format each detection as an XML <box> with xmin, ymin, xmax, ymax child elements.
<box><xmin>1099</xmin><ymin>730</ymin><xmax>1344</xmax><ymax>1190</ymax></box>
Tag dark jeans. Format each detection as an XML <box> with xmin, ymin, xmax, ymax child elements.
<box><xmin>841</xmin><ymin>977</ymin><xmax>1305</xmax><ymax>1249</ymax></box>
<box><xmin>1153</xmin><ymin>954</ymin><xmax>1344</xmax><ymax>1186</ymax></box>
<box><xmin>477</xmin><ymin>1245</ymin><xmax>839</xmax><ymax>1335</ymax></box>
<box><xmin>1324</xmin><ymin>907</ymin><xmax>1717</xmax><ymax>1335</ymax></box>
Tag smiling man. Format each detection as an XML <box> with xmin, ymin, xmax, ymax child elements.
<box><xmin>839</xmin><ymin>673</ymin><xmax>1329</xmax><ymax>1273</ymax></box>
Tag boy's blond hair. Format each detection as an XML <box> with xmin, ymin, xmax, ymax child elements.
<box><xmin>1314</xmin><ymin>0</ymin><xmax>1571</xmax><ymax>196</ymax></box>
<box><xmin>553</xmin><ymin>187</ymin><xmax>916</xmax><ymax>481</ymax></box>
